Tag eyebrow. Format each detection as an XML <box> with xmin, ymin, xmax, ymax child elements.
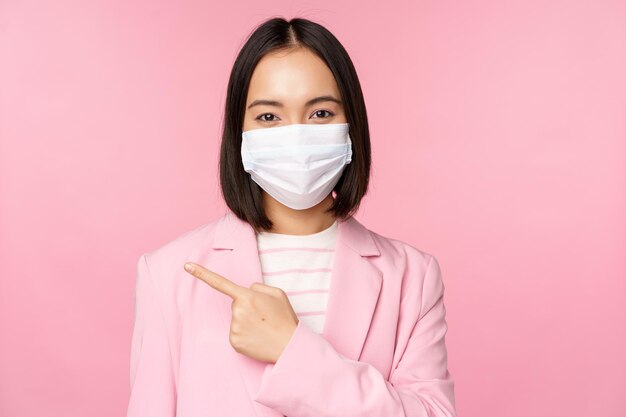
<box><xmin>247</xmin><ymin>95</ymin><xmax>342</xmax><ymax>110</ymax></box>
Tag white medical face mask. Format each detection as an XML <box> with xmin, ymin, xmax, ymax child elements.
<box><xmin>241</xmin><ymin>122</ymin><xmax>353</xmax><ymax>210</ymax></box>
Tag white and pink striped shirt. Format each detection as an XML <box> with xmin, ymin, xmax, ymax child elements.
<box><xmin>255</xmin><ymin>219</ymin><xmax>338</xmax><ymax>335</ymax></box>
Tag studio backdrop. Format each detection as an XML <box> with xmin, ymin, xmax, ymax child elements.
<box><xmin>0</xmin><ymin>1</ymin><xmax>624</xmax><ymax>416</ymax></box>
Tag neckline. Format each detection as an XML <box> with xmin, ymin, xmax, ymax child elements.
<box><xmin>257</xmin><ymin>219</ymin><xmax>338</xmax><ymax>239</ymax></box>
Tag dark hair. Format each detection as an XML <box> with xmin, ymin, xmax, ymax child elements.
<box><xmin>219</xmin><ymin>17</ymin><xmax>371</xmax><ymax>233</ymax></box>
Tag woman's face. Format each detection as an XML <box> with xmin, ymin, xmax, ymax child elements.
<box><xmin>243</xmin><ymin>47</ymin><xmax>347</xmax><ymax>131</ymax></box>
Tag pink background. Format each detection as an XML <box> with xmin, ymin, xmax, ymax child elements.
<box><xmin>1</xmin><ymin>1</ymin><xmax>625</xmax><ymax>416</ymax></box>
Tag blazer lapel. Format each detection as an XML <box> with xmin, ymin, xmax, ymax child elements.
<box><xmin>189</xmin><ymin>210</ymin><xmax>382</xmax><ymax>414</ymax></box>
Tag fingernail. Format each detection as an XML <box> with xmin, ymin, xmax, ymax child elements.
<box><xmin>184</xmin><ymin>263</ymin><xmax>194</xmax><ymax>272</ymax></box>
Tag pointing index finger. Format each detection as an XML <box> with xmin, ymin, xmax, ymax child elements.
<box><xmin>184</xmin><ymin>262</ymin><xmax>245</xmax><ymax>300</ymax></box>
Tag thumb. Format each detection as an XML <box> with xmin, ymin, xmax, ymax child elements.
<box><xmin>250</xmin><ymin>282</ymin><xmax>282</xmax><ymax>296</ymax></box>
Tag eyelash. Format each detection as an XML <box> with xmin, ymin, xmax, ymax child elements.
<box><xmin>255</xmin><ymin>110</ymin><xmax>335</xmax><ymax>122</ymax></box>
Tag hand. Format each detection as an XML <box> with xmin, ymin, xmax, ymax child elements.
<box><xmin>183</xmin><ymin>262</ymin><xmax>299</xmax><ymax>364</ymax></box>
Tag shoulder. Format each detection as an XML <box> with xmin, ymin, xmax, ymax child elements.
<box><xmin>364</xmin><ymin>224</ymin><xmax>444</xmax><ymax>315</ymax></box>
<box><xmin>139</xmin><ymin>213</ymin><xmax>224</xmax><ymax>276</ymax></box>
<box><xmin>366</xmin><ymin>224</ymin><xmax>436</xmax><ymax>272</ymax></box>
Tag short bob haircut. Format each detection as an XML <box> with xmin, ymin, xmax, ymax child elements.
<box><xmin>219</xmin><ymin>17</ymin><xmax>371</xmax><ymax>233</ymax></box>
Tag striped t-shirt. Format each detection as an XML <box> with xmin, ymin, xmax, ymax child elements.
<box><xmin>255</xmin><ymin>219</ymin><xmax>338</xmax><ymax>335</ymax></box>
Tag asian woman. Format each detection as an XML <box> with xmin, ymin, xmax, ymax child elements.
<box><xmin>127</xmin><ymin>16</ymin><xmax>456</xmax><ymax>417</ymax></box>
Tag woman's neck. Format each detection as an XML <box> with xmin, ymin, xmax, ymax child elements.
<box><xmin>262</xmin><ymin>193</ymin><xmax>337</xmax><ymax>235</ymax></box>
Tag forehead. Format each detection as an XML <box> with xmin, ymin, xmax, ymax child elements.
<box><xmin>246</xmin><ymin>47</ymin><xmax>340</xmax><ymax>104</ymax></box>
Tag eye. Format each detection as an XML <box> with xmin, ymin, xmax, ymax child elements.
<box><xmin>311</xmin><ymin>110</ymin><xmax>335</xmax><ymax>119</ymax></box>
<box><xmin>255</xmin><ymin>113</ymin><xmax>280</xmax><ymax>122</ymax></box>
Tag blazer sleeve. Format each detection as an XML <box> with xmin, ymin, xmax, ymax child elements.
<box><xmin>127</xmin><ymin>254</ymin><xmax>177</xmax><ymax>417</ymax></box>
<box><xmin>253</xmin><ymin>254</ymin><xmax>456</xmax><ymax>417</ymax></box>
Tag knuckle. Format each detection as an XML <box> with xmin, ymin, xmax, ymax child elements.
<box><xmin>231</xmin><ymin>304</ymin><xmax>242</xmax><ymax>319</ymax></box>
<box><xmin>239</xmin><ymin>292</ymin><xmax>253</xmax><ymax>305</ymax></box>
<box><xmin>229</xmin><ymin>332</ymin><xmax>238</xmax><ymax>347</ymax></box>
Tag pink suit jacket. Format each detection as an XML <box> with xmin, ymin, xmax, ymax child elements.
<box><xmin>127</xmin><ymin>210</ymin><xmax>456</xmax><ymax>417</ymax></box>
